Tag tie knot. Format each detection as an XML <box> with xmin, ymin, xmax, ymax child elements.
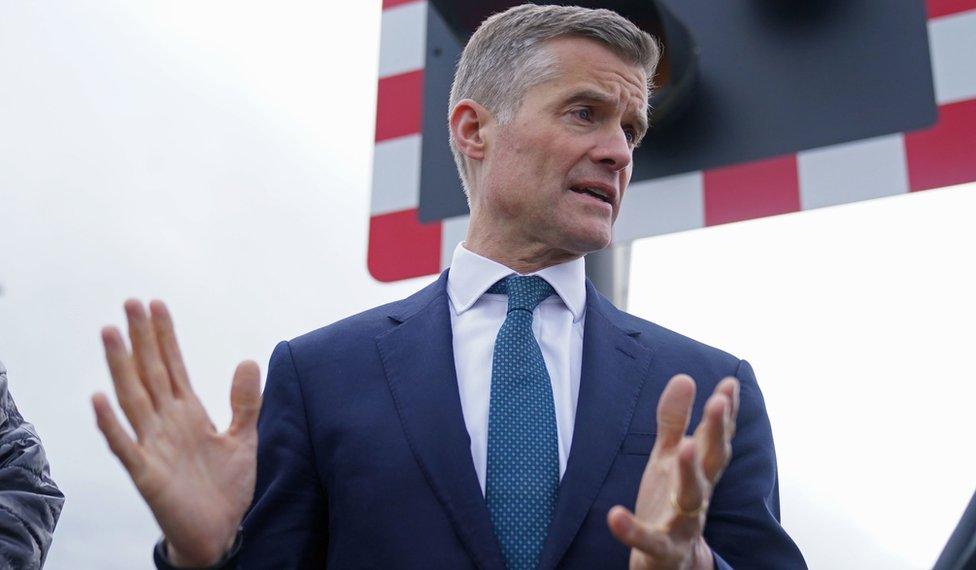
<box><xmin>487</xmin><ymin>275</ymin><xmax>554</xmax><ymax>313</ymax></box>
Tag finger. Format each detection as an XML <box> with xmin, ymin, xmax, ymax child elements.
<box><xmin>92</xmin><ymin>392</ymin><xmax>145</xmax><ymax>474</ymax></box>
<box><xmin>655</xmin><ymin>374</ymin><xmax>696</xmax><ymax>449</ymax></box>
<box><xmin>709</xmin><ymin>377</ymin><xmax>740</xmax><ymax>441</ymax></box>
<box><xmin>228</xmin><ymin>360</ymin><xmax>262</xmax><ymax>436</ymax></box>
<box><xmin>606</xmin><ymin>505</ymin><xmax>671</xmax><ymax>556</ymax></box>
<box><xmin>149</xmin><ymin>300</ymin><xmax>193</xmax><ymax>398</ymax></box>
<box><xmin>125</xmin><ymin>299</ymin><xmax>173</xmax><ymax>406</ymax></box>
<box><xmin>102</xmin><ymin>326</ymin><xmax>158</xmax><ymax>438</ymax></box>
<box><xmin>674</xmin><ymin>439</ymin><xmax>707</xmax><ymax>520</ymax></box>
<box><xmin>723</xmin><ymin>377</ymin><xmax>741</xmax><ymax>437</ymax></box>
<box><xmin>695</xmin><ymin>393</ymin><xmax>732</xmax><ymax>483</ymax></box>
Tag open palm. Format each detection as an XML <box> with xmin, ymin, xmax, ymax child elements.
<box><xmin>607</xmin><ymin>374</ymin><xmax>740</xmax><ymax>570</ymax></box>
<box><xmin>92</xmin><ymin>300</ymin><xmax>261</xmax><ymax>567</ymax></box>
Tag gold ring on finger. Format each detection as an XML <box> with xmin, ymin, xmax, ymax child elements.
<box><xmin>670</xmin><ymin>491</ymin><xmax>708</xmax><ymax>517</ymax></box>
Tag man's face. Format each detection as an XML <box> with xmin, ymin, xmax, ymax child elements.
<box><xmin>475</xmin><ymin>36</ymin><xmax>648</xmax><ymax>257</ymax></box>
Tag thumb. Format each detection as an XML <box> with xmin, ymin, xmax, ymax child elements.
<box><xmin>656</xmin><ymin>374</ymin><xmax>696</xmax><ymax>449</ymax></box>
<box><xmin>228</xmin><ymin>360</ymin><xmax>262</xmax><ymax>436</ymax></box>
<box><xmin>607</xmin><ymin>505</ymin><xmax>671</xmax><ymax>558</ymax></box>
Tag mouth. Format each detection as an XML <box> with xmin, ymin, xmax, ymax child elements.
<box><xmin>569</xmin><ymin>184</ymin><xmax>614</xmax><ymax>206</ymax></box>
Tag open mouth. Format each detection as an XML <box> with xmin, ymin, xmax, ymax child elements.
<box><xmin>570</xmin><ymin>185</ymin><xmax>612</xmax><ymax>205</ymax></box>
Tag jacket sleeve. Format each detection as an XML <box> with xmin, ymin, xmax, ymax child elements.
<box><xmin>0</xmin><ymin>362</ymin><xmax>64</xmax><ymax>569</ymax></box>
<box><xmin>703</xmin><ymin>359</ymin><xmax>806</xmax><ymax>569</ymax></box>
<box><xmin>237</xmin><ymin>340</ymin><xmax>328</xmax><ymax>568</ymax></box>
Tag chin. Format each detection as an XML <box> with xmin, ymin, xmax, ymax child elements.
<box><xmin>565</xmin><ymin>229</ymin><xmax>612</xmax><ymax>255</ymax></box>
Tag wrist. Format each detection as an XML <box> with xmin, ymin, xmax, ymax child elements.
<box><xmin>168</xmin><ymin>546</ymin><xmax>221</xmax><ymax>568</ymax></box>
<box><xmin>158</xmin><ymin>530</ymin><xmax>242</xmax><ymax>569</ymax></box>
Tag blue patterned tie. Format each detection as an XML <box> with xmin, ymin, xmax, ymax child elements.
<box><xmin>485</xmin><ymin>275</ymin><xmax>559</xmax><ymax>570</ymax></box>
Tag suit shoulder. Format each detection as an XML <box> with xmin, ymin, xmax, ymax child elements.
<box><xmin>286</xmin><ymin>300</ymin><xmax>399</xmax><ymax>356</ymax></box>
<box><xmin>286</xmin><ymin>274</ymin><xmax>446</xmax><ymax>356</ymax></box>
<box><xmin>614</xmin><ymin>309</ymin><xmax>741</xmax><ymax>370</ymax></box>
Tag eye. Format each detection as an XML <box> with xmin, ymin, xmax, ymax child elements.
<box><xmin>573</xmin><ymin>107</ymin><xmax>592</xmax><ymax>122</ymax></box>
<box><xmin>624</xmin><ymin>127</ymin><xmax>643</xmax><ymax>149</ymax></box>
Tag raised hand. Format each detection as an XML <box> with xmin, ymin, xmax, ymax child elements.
<box><xmin>607</xmin><ymin>374</ymin><xmax>740</xmax><ymax>570</ymax></box>
<box><xmin>92</xmin><ymin>300</ymin><xmax>261</xmax><ymax>567</ymax></box>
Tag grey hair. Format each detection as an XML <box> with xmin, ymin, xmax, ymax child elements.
<box><xmin>448</xmin><ymin>4</ymin><xmax>661</xmax><ymax>195</ymax></box>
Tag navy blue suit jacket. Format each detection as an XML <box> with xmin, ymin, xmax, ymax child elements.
<box><xmin>238</xmin><ymin>271</ymin><xmax>805</xmax><ymax>568</ymax></box>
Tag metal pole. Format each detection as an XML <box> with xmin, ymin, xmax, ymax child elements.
<box><xmin>584</xmin><ymin>243</ymin><xmax>631</xmax><ymax>310</ymax></box>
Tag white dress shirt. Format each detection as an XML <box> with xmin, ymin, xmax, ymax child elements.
<box><xmin>446</xmin><ymin>243</ymin><xmax>586</xmax><ymax>495</ymax></box>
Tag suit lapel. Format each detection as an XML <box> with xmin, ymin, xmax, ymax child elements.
<box><xmin>375</xmin><ymin>271</ymin><xmax>505</xmax><ymax>570</ymax></box>
<box><xmin>538</xmin><ymin>281</ymin><xmax>655</xmax><ymax>570</ymax></box>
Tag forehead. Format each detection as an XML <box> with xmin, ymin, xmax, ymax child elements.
<box><xmin>529</xmin><ymin>36</ymin><xmax>649</xmax><ymax>108</ymax></box>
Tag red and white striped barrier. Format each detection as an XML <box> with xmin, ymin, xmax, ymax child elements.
<box><xmin>368</xmin><ymin>0</ymin><xmax>976</xmax><ymax>282</ymax></box>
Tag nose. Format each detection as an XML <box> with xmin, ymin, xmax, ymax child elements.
<box><xmin>587</xmin><ymin>125</ymin><xmax>633</xmax><ymax>172</ymax></box>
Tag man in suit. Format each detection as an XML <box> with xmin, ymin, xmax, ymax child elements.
<box><xmin>92</xmin><ymin>4</ymin><xmax>805</xmax><ymax>569</ymax></box>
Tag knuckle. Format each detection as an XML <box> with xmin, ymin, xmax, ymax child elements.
<box><xmin>149</xmin><ymin>363</ymin><xmax>170</xmax><ymax>382</ymax></box>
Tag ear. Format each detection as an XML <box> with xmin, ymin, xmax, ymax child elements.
<box><xmin>449</xmin><ymin>99</ymin><xmax>491</xmax><ymax>163</ymax></box>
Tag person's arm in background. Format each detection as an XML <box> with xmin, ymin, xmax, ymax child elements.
<box><xmin>0</xmin><ymin>361</ymin><xmax>65</xmax><ymax>569</ymax></box>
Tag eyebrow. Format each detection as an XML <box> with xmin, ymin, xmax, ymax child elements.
<box><xmin>562</xmin><ymin>88</ymin><xmax>649</xmax><ymax>141</ymax></box>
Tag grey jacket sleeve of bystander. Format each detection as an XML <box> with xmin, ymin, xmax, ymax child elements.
<box><xmin>0</xmin><ymin>361</ymin><xmax>64</xmax><ymax>569</ymax></box>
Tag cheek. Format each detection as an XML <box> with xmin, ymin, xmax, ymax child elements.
<box><xmin>502</xmin><ymin>139</ymin><xmax>560</xmax><ymax>191</ymax></box>
<box><xmin>493</xmin><ymin>131</ymin><xmax>538</xmax><ymax>176</ymax></box>
<box><xmin>611</xmin><ymin>169</ymin><xmax>633</xmax><ymax>218</ymax></box>
<box><xmin>489</xmin><ymin>124</ymin><xmax>592</xmax><ymax>208</ymax></box>
<box><xmin>618</xmin><ymin>167</ymin><xmax>633</xmax><ymax>194</ymax></box>
<box><xmin>621</xmin><ymin>163</ymin><xmax>633</xmax><ymax>182</ymax></box>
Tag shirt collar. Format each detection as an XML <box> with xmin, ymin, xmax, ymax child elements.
<box><xmin>446</xmin><ymin>242</ymin><xmax>586</xmax><ymax>322</ymax></box>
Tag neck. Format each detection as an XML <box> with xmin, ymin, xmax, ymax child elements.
<box><xmin>464</xmin><ymin>221</ymin><xmax>582</xmax><ymax>274</ymax></box>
